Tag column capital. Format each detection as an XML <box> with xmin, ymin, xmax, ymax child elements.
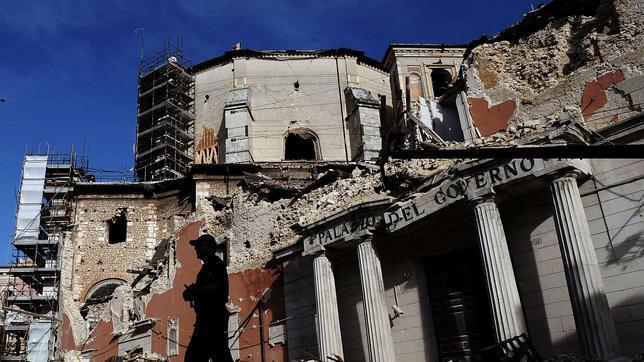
<box><xmin>548</xmin><ymin>169</ymin><xmax>583</xmax><ymax>183</ymax></box>
<box><xmin>311</xmin><ymin>249</ymin><xmax>328</xmax><ymax>258</ymax></box>
<box><xmin>469</xmin><ymin>188</ymin><xmax>496</xmax><ymax>206</ymax></box>
<box><xmin>357</xmin><ymin>233</ymin><xmax>373</xmax><ymax>244</ymax></box>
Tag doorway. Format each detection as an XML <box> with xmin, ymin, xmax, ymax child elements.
<box><xmin>424</xmin><ymin>247</ymin><xmax>494</xmax><ymax>361</ymax></box>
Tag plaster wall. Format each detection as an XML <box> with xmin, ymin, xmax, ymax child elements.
<box><xmin>194</xmin><ymin>62</ymin><xmax>234</xmax><ymax>158</ymax></box>
<box><xmin>501</xmin><ymin>192</ymin><xmax>579</xmax><ymax>357</ymax></box>
<box><xmin>193</xmin><ymin>55</ymin><xmax>391</xmax><ymax>163</ymax></box>
<box><xmin>584</xmin><ymin>155</ymin><xmax>644</xmax><ymax>353</ymax></box>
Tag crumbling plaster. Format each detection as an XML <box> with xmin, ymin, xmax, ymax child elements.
<box><xmin>60</xmin><ymin>193</ymin><xmax>186</xmax><ymax>346</ymax></box>
<box><xmin>463</xmin><ymin>0</ymin><xmax>644</xmax><ymax>132</ymax></box>
<box><xmin>199</xmin><ymin>169</ymin><xmax>383</xmax><ymax>272</ymax></box>
<box><xmin>192</xmin><ymin>159</ymin><xmax>460</xmax><ymax>273</ymax></box>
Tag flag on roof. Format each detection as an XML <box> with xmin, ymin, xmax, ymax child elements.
<box><xmin>232</xmin><ymin>42</ymin><xmax>241</xmax><ymax>51</ymax></box>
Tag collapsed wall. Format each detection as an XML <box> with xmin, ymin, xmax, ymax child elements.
<box><xmin>463</xmin><ymin>0</ymin><xmax>644</xmax><ymax>136</ymax></box>
<box><xmin>56</xmin><ymin>158</ymin><xmax>464</xmax><ymax>358</ymax></box>
<box><xmin>58</xmin><ymin>184</ymin><xmax>190</xmax><ymax>353</ymax></box>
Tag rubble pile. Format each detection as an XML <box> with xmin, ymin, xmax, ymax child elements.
<box><xmin>202</xmin><ymin>166</ymin><xmax>389</xmax><ymax>271</ymax></box>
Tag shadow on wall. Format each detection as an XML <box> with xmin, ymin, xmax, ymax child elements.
<box><xmin>282</xmin><ymin>256</ymin><xmax>318</xmax><ymax>360</ymax></box>
<box><xmin>501</xmin><ymin>191</ymin><xmax>580</xmax><ymax>357</ymax></box>
<box><xmin>335</xmin><ymin>250</ymin><xmax>368</xmax><ymax>361</ymax></box>
<box><xmin>598</xmin><ymin>180</ymin><xmax>644</xmax><ymax>269</ymax></box>
<box><xmin>182</xmin><ymin>234</ymin><xmax>233</xmax><ymax>362</ymax></box>
<box><xmin>379</xmin><ymin>234</ymin><xmax>436</xmax><ymax>362</ymax></box>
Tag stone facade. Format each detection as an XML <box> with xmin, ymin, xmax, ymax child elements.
<box><xmin>193</xmin><ymin>50</ymin><xmax>392</xmax><ymax>163</ymax></box>
<box><xmin>68</xmin><ymin>194</ymin><xmax>184</xmax><ymax>300</ymax></box>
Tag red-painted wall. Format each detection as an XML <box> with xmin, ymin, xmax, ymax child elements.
<box><xmin>61</xmin><ymin>221</ymin><xmax>288</xmax><ymax>361</ymax></box>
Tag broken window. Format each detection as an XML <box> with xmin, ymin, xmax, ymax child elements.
<box><xmin>284</xmin><ymin>129</ymin><xmax>319</xmax><ymax>161</ymax></box>
<box><xmin>85</xmin><ymin>279</ymin><xmax>125</xmax><ymax>302</ymax></box>
<box><xmin>430</xmin><ymin>68</ymin><xmax>452</xmax><ymax>98</ymax></box>
<box><xmin>168</xmin><ymin>319</ymin><xmax>179</xmax><ymax>356</ymax></box>
<box><xmin>107</xmin><ymin>208</ymin><xmax>127</xmax><ymax>244</ymax></box>
<box><xmin>88</xmin><ymin>283</ymin><xmax>120</xmax><ymax>301</ymax></box>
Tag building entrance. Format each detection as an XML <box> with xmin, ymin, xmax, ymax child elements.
<box><xmin>425</xmin><ymin>248</ymin><xmax>494</xmax><ymax>361</ymax></box>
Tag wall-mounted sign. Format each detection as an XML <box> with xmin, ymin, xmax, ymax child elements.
<box><xmin>433</xmin><ymin>158</ymin><xmax>535</xmax><ymax>205</ymax></box>
<box><xmin>298</xmin><ymin>158</ymin><xmax>590</xmax><ymax>254</ymax></box>
<box><xmin>385</xmin><ymin>159</ymin><xmax>542</xmax><ymax>232</ymax></box>
<box><xmin>301</xmin><ymin>199</ymin><xmax>392</xmax><ymax>256</ymax></box>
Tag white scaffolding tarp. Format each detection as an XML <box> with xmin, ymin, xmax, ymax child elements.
<box><xmin>27</xmin><ymin>321</ymin><xmax>51</xmax><ymax>362</ymax></box>
<box><xmin>15</xmin><ymin>155</ymin><xmax>47</xmax><ymax>242</ymax></box>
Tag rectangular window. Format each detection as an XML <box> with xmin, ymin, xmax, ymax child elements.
<box><xmin>107</xmin><ymin>208</ymin><xmax>127</xmax><ymax>244</ymax></box>
<box><xmin>168</xmin><ymin>319</ymin><xmax>179</xmax><ymax>356</ymax></box>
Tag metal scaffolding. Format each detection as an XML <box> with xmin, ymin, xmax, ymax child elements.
<box><xmin>1</xmin><ymin>151</ymin><xmax>88</xmax><ymax>361</ymax></box>
<box><xmin>135</xmin><ymin>39</ymin><xmax>195</xmax><ymax>181</ymax></box>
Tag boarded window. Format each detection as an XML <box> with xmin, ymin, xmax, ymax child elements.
<box><xmin>431</xmin><ymin>68</ymin><xmax>452</xmax><ymax>98</ymax></box>
<box><xmin>107</xmin><ymin>209</ymin><xmax>127</xmax><ymax>244</ymax></box>
<box><xmin>284</xmin><ymin>130</ymin><xmax>318</xmax><ymax>161</ymax></box>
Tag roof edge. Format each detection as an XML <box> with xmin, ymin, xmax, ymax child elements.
<box><xmin>191</xmin><ymin>48</ymin><xmax>387</xmax><ymax>74</ymax></box>
<box><xmin>382</xmin><ymin>43</ymin><xmax>468</xmax><ymax>70</ymax></box>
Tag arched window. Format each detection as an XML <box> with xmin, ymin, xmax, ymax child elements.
<box><xmin>284</xmin><ymin>129</ymin><xmax>319</xmax><ymax>161</ymax></box>
<box><xmin>85</xmin><ymin>279</ymin><xmax>126</xmax><ymax>302</ymax></box>
<box><xmin>430</xmin><ymin>68</ymin><xmax>452</xmax><ymax>98</ymax></box>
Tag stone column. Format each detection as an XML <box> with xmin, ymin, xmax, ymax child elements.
<box><xmin>473</xmin><ymin>197</ymin><xmax>527</xmax><ymax>342</ymax></box>
<box><xmin>549</xmin><ymin>173</ymin><xmax>620</xmax><ymax>359</ymax></box>
<box><xmin>356</xmin><ymin>236</ymin><xmax>396</xmax><ymax>362</ymax></box>
<box><xmin>313</xmin><ymin>252</ymin><xmax>344</xmax><ymax>361</ymax></box>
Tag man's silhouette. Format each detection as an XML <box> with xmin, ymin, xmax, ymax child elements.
<box><xmin>183</xmin><ymin>234</ymin><xmax>233</xmax><ymax>362</ymax></box>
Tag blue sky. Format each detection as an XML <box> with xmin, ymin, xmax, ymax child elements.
<box><xmin>0</xmin><ymin>0</ymin><xmax>537</xmax><ymax>263</ymax></box>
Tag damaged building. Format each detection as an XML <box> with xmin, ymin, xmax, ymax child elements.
<box><xmin>3</xmin><ymin>0</ymin><xmax>644</xmax><ymax>360</ymax></box>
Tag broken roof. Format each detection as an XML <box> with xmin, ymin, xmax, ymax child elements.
<box><xmin>464</xmin><ymin>0</ymin><xmax>609</xmax><ymax>55</ymax></box>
